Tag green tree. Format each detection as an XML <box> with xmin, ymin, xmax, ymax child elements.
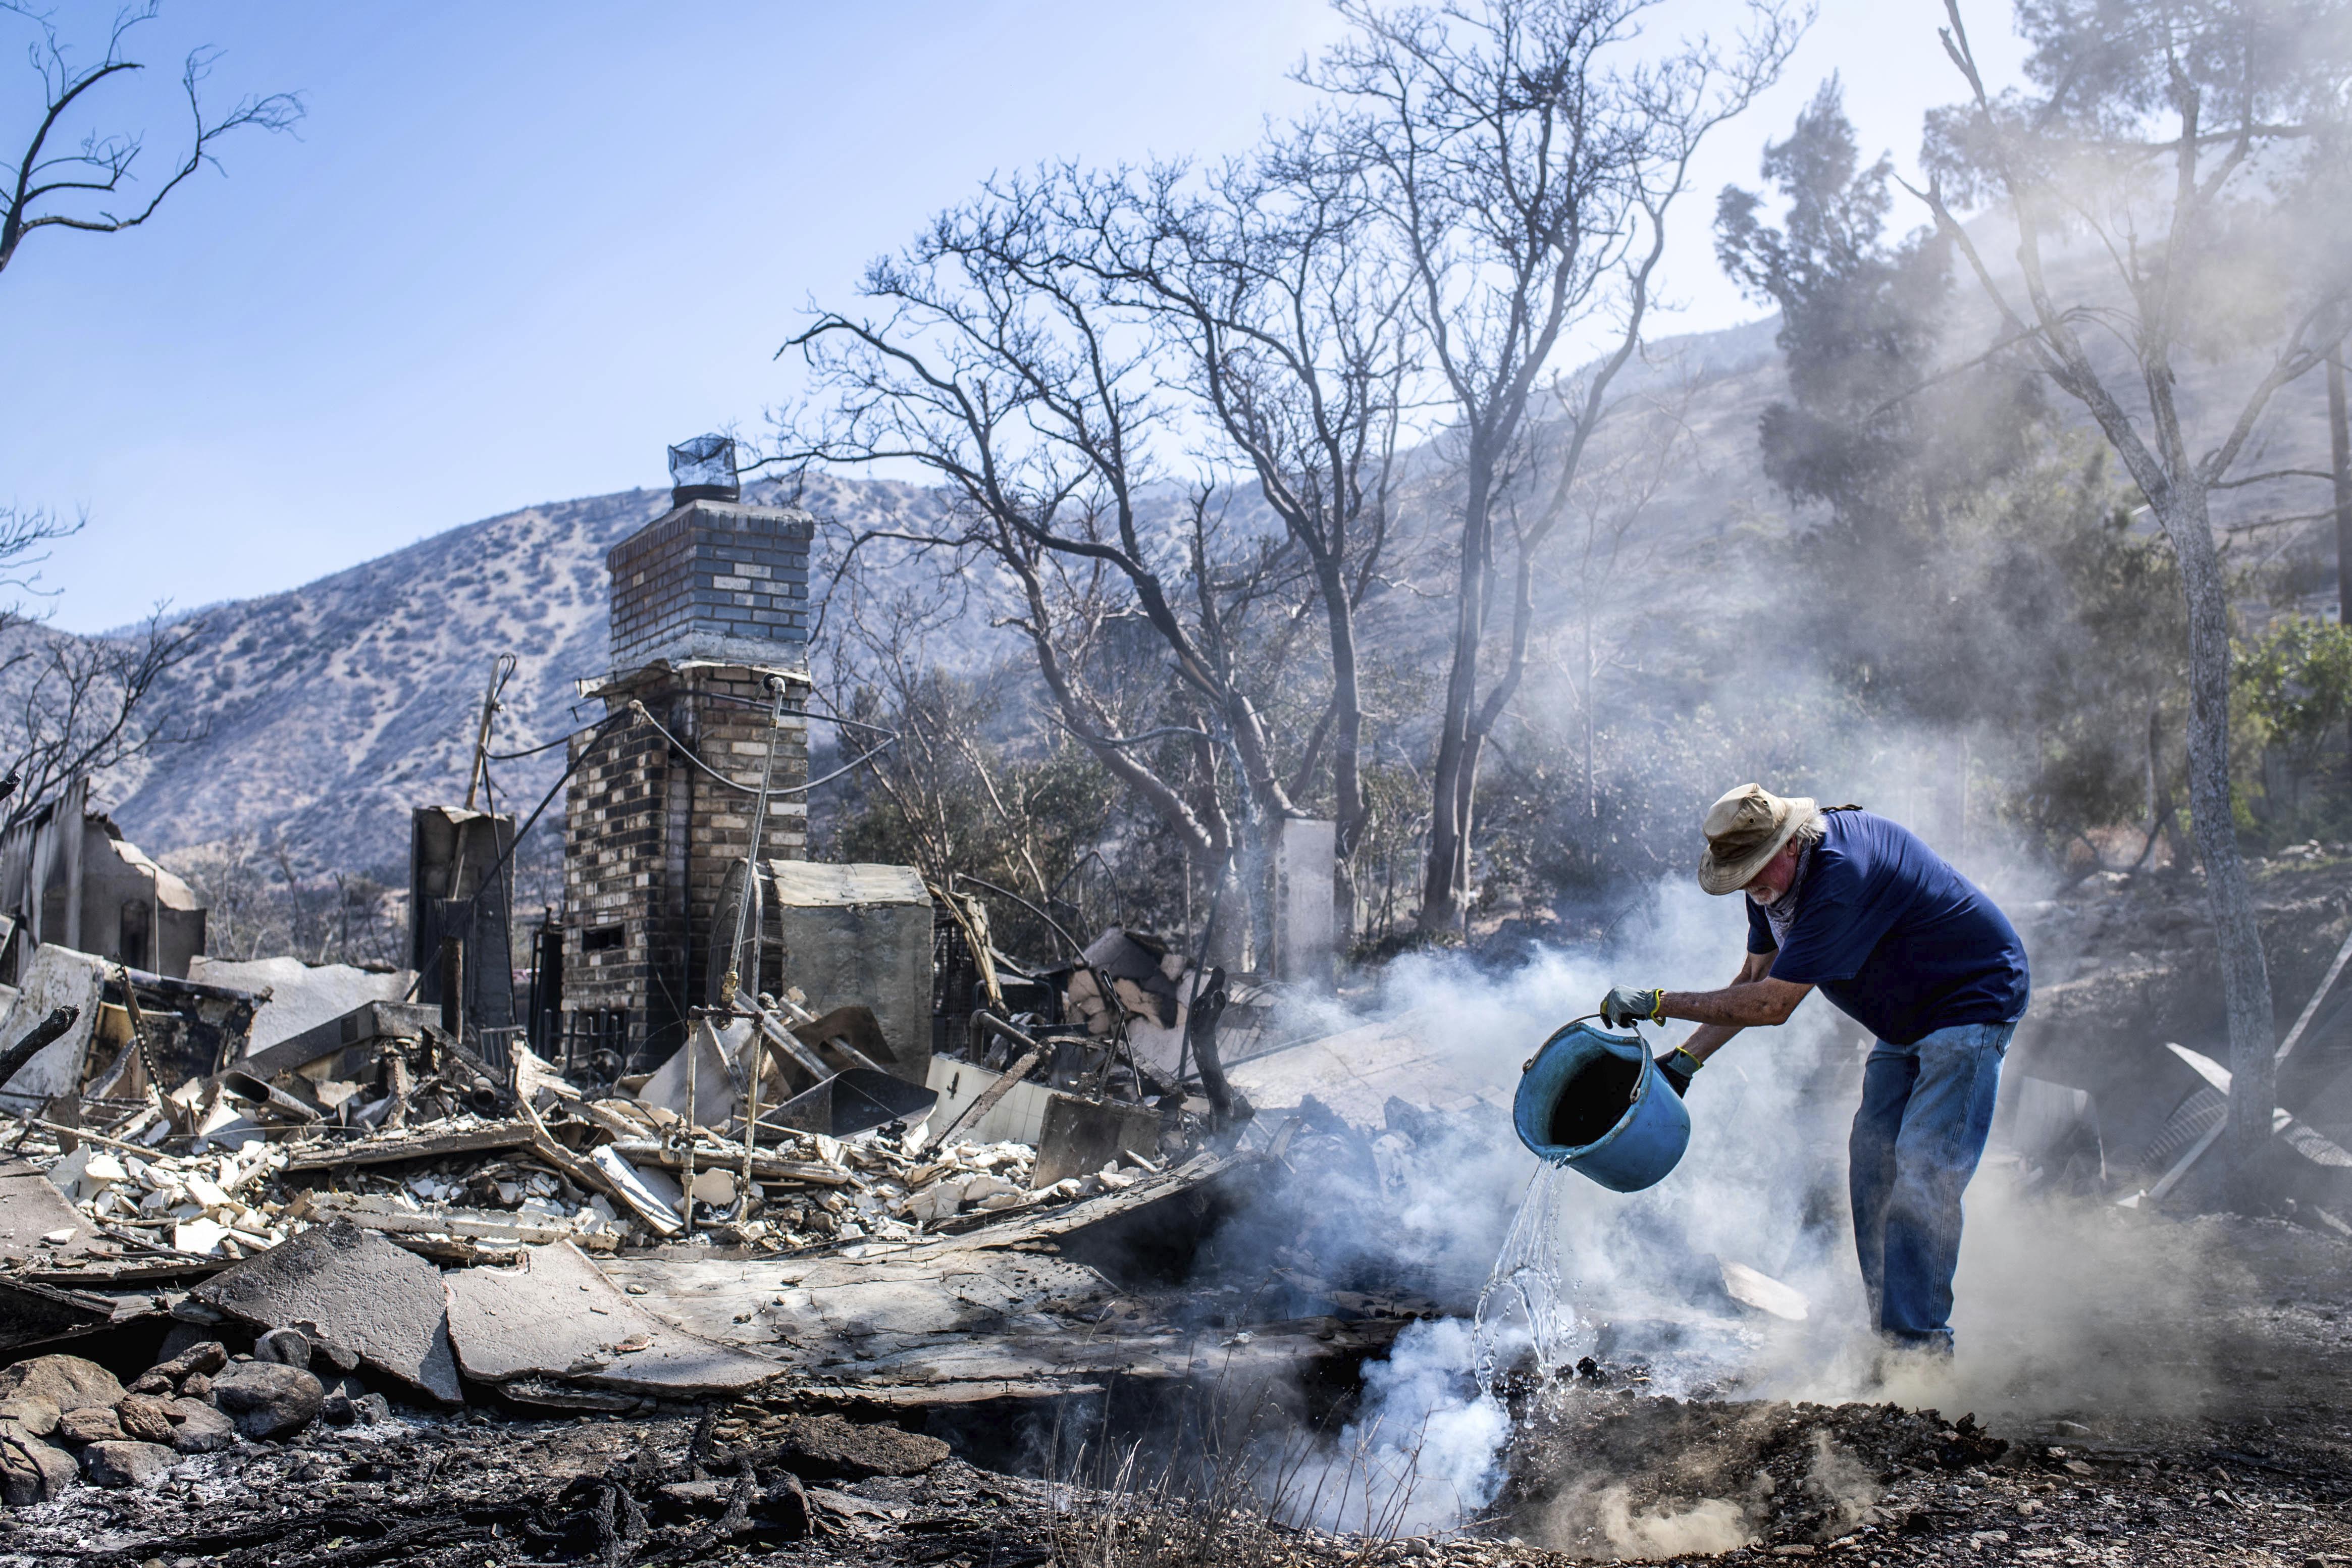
<box><xmin>2236</xmin><ymin>617</ymin><xmax>2352</xmax><ymax>842</ymax></box>
<box><xmin>1920</xmin><ymin>0</ymin><xmax>2352</xmax><ymax>1197</ymax></box>
<box><xmin>1716</xmin><ymin>82</ymin><xmax>2192</xmax><ymax>868</ymax></box>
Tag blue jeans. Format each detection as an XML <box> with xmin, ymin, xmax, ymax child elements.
<box><xmin>1848</xmin><ymin>1019</ymin><xmax>2015</xmax><ymax>1350</ymax></box>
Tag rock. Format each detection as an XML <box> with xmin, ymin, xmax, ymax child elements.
<box><xmin>211</xmin><ymin>1362</ymin><xmax>323</xmax><ymax>1440</ymax></box>
<box><xmin>0</xmin><ymin>1354</ymin><xmax>125</xmax><ymax>1413</ymax></box>
<box><xmin>654</xmin><ymin>1478</ymin><xmax>731</xmax><ymax>1517</ymax></box>
<box><xmin>125</xmin><ymin>1372</ymin><xmax>174</xmax><ymax>1396</ymax></box>
<box><xmin>762</xmin><ymin>1472</ymin><xmax>813</xmax><ymax>1539</ymax></box>
<box><xmin>179</xmin><ymin>1372</ymin><xmax>214</xmax><ymax>1403</ymax></box>
<box><xmin>55</xmin><ymin>1405</ymin><xmax>122</xmax><ymax>1444</ymax></box>
<box><xmin>114</xmin><ymin>1394</ymin><xmax>179</xmax><ymax>1444</ymax></box>
<box><xmin>80</xmin><ymin>1439</ymin><xmax>176</xmax><ymax>1489</ymax></box>
<box><xmin>0</xmin><ymin>1429</ymin><xmax>78</xmax><ymax>1505</ymax></box>
<box><xmin>320</xmin><ymin>1382</ymin><xmax>393</xmax><ymax>1429</ymax></box>
<box><xmin>0</xmin><ymin>1397</ymin><xmax>59</xmax><ymax>1437</ymax></box>
<box><xmin>149</xmin><ymin>1340</ymin><xmax>228</xmax><ymax>1384</ymax></box>
<box><xmin>307</xmin><ymin>1337</ymin><xmax>359</xmax><ymax>1374</ymax></box>
<box><xmin>320</xmin><ymin>1375</ymin><xmax>368</xmax><ymax>1426</ymax></box>
<box><xmin>153</xmin><ymin>1322</ymin><xmax>235</xmax><ymax>1366</ymax></box>
<box><xmin>765</xmin><ymin>1414</ymin><xmax>949</xmax><ymax>1480</ymax></box>
<box><xmin>165</xmin><ymin>1400</ymin><xmax>235</xmax><ymax>1455</ymax></box>
<box><xmin>252</xmin><ymin>1327</ymin><xmax>312</xmax><ymax>1370</ymax></box>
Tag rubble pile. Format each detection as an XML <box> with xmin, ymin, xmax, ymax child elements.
<box><xmin>22</xmin><ymin>1108</ymin><xmax>1159</xmax><ymax>1262</ymax></box>
<box><xmin>9</xmin><ymin>997</ymin><xmax>1180</xmax><ymax>1271</ymax></box>
<box><xmin>46</xmin><ymin>1138</ymin><xmax>291</xmax><ymax>1262</ymax></box>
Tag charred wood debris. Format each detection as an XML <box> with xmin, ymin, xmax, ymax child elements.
<box><xmin>0</xmin><ymin>889</ymin><xmax>1467</xmax><ymax>1561</ymax></box>
<box><xmin>1</xmin><ymin>875</ymin><xmax>2351</xmax><ymax>1566</ymax></box>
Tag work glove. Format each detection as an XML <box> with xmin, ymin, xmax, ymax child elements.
<box><xmin>1598</xmin><ymin>985</ymin><xmax>1665</xmax><ymax>1030</ymax></box>
<box><xmin>1655</xmin><ymin>1044</ymin><xmax>1701</xmax><ymax>1099</ymax></box>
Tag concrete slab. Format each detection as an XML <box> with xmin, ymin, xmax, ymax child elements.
<box><xmin>0</xmin><ymin>1160</ymin><xmax>103</xmax><ymax>1269</ymax></box>
<box><xmin>442</xmin><ymin>1240</ymin><xmax>781</xmax><ymax>1397</ymax></box>
<box><xmin>593</xmin><ymin>1153</ymin><xmax>1288</xmax><ymax>1409</ymax></box>
<box><xmin>1225</xmin><ymin>1008</ymin><xmax>1506</xmax><ymax>1127</ymax></box>
<box><xmin>189</xmin><ymin>1218</ymin><xmax>461</xmax><ymax>1403</ymax></box>
<box><xmin>599</xmin><ymin>1245</ymin><xmax>1117</xmax><ymax>1354</ymax></box>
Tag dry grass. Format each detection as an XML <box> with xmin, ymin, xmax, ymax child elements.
<box><xmin>1043</xmin><ymin>1376</ymin><xmax>1447</xmax><ymax>1568</ymax></box>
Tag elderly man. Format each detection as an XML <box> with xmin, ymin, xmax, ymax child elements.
<box><xmin>1599</xmin><ymin>783</ymin><xmax>2029</xmax><ymax>1352</ymax></box>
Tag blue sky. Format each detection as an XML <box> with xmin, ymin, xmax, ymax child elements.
<box><xmin>2</xmin><ymin>1</ymin><xmax>2024</xmax><ymax>633</ymax></box>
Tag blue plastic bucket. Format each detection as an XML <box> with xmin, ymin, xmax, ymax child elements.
<box><xmin>1511</xmin><ymin>1021</ymin><xmax>1691</xmax><ymax>1192</ymax></box>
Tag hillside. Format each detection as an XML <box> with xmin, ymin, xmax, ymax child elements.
<box><xmin>82</xmin><ymin>282</ymin><xmax>2342</xmax><ymax>884</ymax></box>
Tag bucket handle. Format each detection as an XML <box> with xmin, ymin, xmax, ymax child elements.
<box><xmin>1522</xmin><ymin>1013</ymin><xmax>1650</xmax><ymax>1075</ymax></box>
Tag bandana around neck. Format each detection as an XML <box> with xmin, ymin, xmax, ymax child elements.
<box><xmin>1759</xmin><ymin>837</ymin><xmax>1814</xmax><ymax>949</ymax></box>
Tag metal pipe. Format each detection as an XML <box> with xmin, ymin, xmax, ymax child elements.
<box><xmin>439</xmin><ymin>936</ymin><xmax>463</xmax><ymax>1039</ymax></box>
<box><xmin>742</xmin><ymin>991</ymin><xmax>890</xmax><ymax>1077</ymax></box>
<box><xmin>683</xmin><ymin>1014</ymin><xmax>698</xmax><ymax>1240</ymax></box>
<box><xmin>740</xmin><ymin>1021</ymin><xmax>762</xmax><ymax>1197</ymax></box>
<box><xmin>740</xmin><ymin>999</ymin><xmax>834</xmax><ymax>1082</ymax></box>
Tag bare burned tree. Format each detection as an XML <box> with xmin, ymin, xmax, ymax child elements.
<box><xmin>0</xmin><ymin>503</ymin><xmax>203</xmax><ymax>829</ymax></box>
<box><xmin>1</xmin><ymin>2</ymin><xmax>301</xmax><ymax>283</ymax></box>
<box><xmin>1309</xmin><ymin>0</ymin><xmax>1805</xmax><ymax>934</ymax></box>
<box><xmin>0</xmin><ymin>604</ymin><xmax>205</xmax><ymax>833</ymax></box>
<box><xmin>782</xmin><ymin>180</ymin><xmax>1314</xmax><ymax>957</ymax></box>
<box><xmin>819</xmin><ymin>559</ymin><xmax>1057</xmax><ymax>897</ymax></box>
<box><xmin>1919</xmin><ymin>0</ymin><xmax>2352</xmax><ymax>1203</ymax></box>
<box><xmin>1071</xmin><ymin>146</ymin><xmax>1411</xmax><ymax>935</ymax></box>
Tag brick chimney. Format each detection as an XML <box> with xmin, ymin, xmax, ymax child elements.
<box><xmin>557</xmin><ymin>438</ymin><xmax>816</xmax><ymax>1070</ymax></box>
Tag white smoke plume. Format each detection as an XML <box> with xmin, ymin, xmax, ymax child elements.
<box><xmin>1282</xmin><ymin>1318</ymin><xmax>1514</xmax><ymax>1538</ymax></box>
<box><xmin>1235</xmin><ymin>865</ymin><xmax>2234</xmax><ymax>1540</ymax></box>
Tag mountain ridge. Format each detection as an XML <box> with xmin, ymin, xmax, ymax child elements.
<box><xmin>83</xmin><ymin>289</ymin><xmax>2341</xmax><ymax>881</ymax></box>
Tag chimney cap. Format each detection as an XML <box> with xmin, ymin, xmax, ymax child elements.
<box><xmin>667</xmin><ymin>434</ymin><xmax>741</xmax><ymax>506</ymax></box>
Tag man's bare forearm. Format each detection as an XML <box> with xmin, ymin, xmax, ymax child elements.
<box><xmin>1663</xmin><ymin>976</ymin><xmax>1812</xmax><ymax>1030</ymax></box>
<box><xmin>1677</xmin><ymin>1021</ymin><xmax>1744</xmax><ymax>1065</ymax></box>
<box><xmin>1665</xmin><ymin>973</ymin><xmax>1806</xmax><ymax>1034</ymax></box>
<box><xmin>1660</xmin><ymin>952</ymin><xmax>1800</xmax><ymax>1066</ymax></box>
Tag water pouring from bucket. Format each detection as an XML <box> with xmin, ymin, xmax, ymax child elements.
<box><xmin>1511</xmin><ymin>1018</ymin><xmax>1691</xmax><ymax>1193</ymax></box>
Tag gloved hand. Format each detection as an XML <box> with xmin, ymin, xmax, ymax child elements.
<box><xmin>1656</xmin><ymin>1043</ymin><xmax>1701</xmax><ymax>1098</ymax></box>
<box><xmin>1599</xmin><ymin>985</ymin><xmax>1665</xmax><ymax>1029</ymax></box>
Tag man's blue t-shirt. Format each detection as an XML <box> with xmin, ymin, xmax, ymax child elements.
<box><xmin>1744</xmin><ymin>810</ymin><xmax>2029</xmax><ymax>1046</ymax></box>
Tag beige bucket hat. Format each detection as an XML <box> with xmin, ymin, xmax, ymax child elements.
<box><xmin>1698</xmin><ymin>782</ymin><xmax>1817</xmax><ymax>896</ymax></box>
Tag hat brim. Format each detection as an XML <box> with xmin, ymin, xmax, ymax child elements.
<box><xmin>1696</xmin><ymin>797</ymin><xmax>1815</xmax><ymax>896</ymax></box>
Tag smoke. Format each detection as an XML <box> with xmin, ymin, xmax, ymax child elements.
<box><xmin>1225</xmin><ymin>859</ymin><xmax>2235</xmax><ymax>1540</ymax></box>
<box><xmin>1283</xmin><ymin>1318</ymin><xmax>1513</xmax><ymax>1538</ymax></box>
<box><xmin>1590</xmin><ymin>1490</ymin><xmax>1753</xmax><ymax>1559</ymax></box>
<box><xmin>1802</xmin><ymin>1429</ymin><xmax>1884</xmax><ymax>1536</ymax></box>
<box><xmin>1539</xmin><ymin>1427</ymin><xmax>1879</xmax><ymax>1561</ymax></box>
